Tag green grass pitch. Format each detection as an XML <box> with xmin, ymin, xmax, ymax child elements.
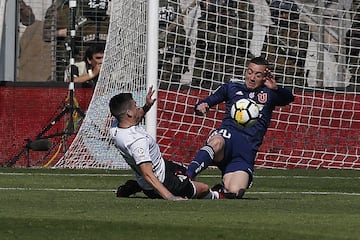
<box><xmin>0</xmin><ymin>168</ymin><xmax>360</xmax><ymax>240</ymax></box>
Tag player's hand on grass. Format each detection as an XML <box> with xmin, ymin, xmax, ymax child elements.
<box><xmin>167</xmin><ymin>195</ymin><xmax>187</xmax><ymax>201</ymax></box>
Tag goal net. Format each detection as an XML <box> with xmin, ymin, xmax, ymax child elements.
<box><xmin>55</xmin><ymin>0</ymin><xmax>360</xmax><ymax>170</ymax></box>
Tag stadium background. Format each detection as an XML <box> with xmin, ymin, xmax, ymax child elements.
<box><xmin>1</xmin><ymin>84</ymin><xmax>359</xmax><ymax>168</ymax></box>
<box><xmin>0</xmin><ymin>0</ymin><xmax>359</xmax><ymax>168</ymax></box>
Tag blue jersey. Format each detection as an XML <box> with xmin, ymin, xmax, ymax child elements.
<box><xmin>195</xmin><ymin>79</ymin><xmax>294</xmax><ymax>174</ymax></box>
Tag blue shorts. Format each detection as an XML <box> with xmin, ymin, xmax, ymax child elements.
<box><xmin>208</xmin><ymin>126</ymin><xmax>256</xmax><ymax>185</ymax></box>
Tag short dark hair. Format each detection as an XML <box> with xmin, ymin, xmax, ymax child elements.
<box><xmin>109</xmin><ymin>93</ymin><xmax>133</xmax><ymax>121</ymax></box>
<box><xmin>84</xmin><ymin>43</ymin><xmax>105</xmax><ymax>62</ymax></box>
<box><xmin>249</xmin><ymin>57</ymin><xmax>269</xmax><ymax>67</ymax></box>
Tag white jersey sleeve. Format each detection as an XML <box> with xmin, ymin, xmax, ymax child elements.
<box><xmin>110</xmin><ymin>123</ymin><xmax>166</xmax><ymax>190</ymax></box>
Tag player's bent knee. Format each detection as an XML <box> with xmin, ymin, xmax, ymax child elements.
<box><xmin>193</xmin><ymin>181</ymin><xmax>210</xmax><ymax>198</ymax></box>
<box><xmin>207</xmin><ymin>136</ymin><xmax>225</xmax><ymax>163</ymax></box>
<box><xmin>207</xmin><ymin>135</ymin><xmax>225</xmax><ymax>152</ymax></box>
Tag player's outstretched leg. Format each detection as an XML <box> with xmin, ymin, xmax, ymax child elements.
<box><xmin>186</xmin><ymin>145</ymin><xmax>215</xmax><ymax>179</ymax></box>
<box><xmin>193</xmin><ymin>181</ymin><xmax>221</xmax><ymax>199</ymax></box>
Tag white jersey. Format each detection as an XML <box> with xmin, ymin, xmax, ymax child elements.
<box><xmin>110</xmin><ymin>123</ymin><xmax>166</xmax><ymax>190</ymax></box>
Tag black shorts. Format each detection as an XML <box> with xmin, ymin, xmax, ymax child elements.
<box><xmin>163</xmin><ymin>161</ymin><xmax>196</xmax><ymax>199</ymax></box>
<box><xmin>145</xmin><ymin>161</ymin><xmax>195</xmax><ymax>199</ymax></box>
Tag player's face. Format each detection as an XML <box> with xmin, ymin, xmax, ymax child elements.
<box><xmin>88</xmin><ymin>52</ymin><xmax>104</xmax><ymax>67</ymax></box>
<box><xmin>245</xmin><ymin>63</ymin><xmax>266</xmax><ymax>91</ymax></box>
<box><xmin>126</xmin><ymin>99</ymin><xmax>139</xmax><ymax>119</ymax></box>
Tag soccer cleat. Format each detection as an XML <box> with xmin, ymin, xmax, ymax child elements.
<box><xmin>211</xmin><ymin>183</ymin><xmax>245</xmax><ymax>199</ymax></box>
<box><xmin>211</xmin><ymin>183</ymin><xmax>223</xmax><ymax>191</ymax></box>
<box><xmin>236</xmin><ymin>189</ymin><xmax>246</xmax><ymax>199</ymax></box>
<box><xmin>116</xmin><ymin>180</ymin><xmax>142</xmax><ymax>197</ymax></box>
<box><xmin>215</xmin><ymin>190</ymin><xmax>226</xmax><ymax>199</ymax></box>
<box><xmin>211</xmin><ymin>183</ymin><xmax>228</xmax><ymax>199</ymax></box>
<box><xmin>221</xmin><ymin>192</ymin><xmax>237</xmax><ymax>199</ymax></box>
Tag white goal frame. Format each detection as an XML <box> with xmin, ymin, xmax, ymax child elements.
<box><xmin>0</xmin><ymin>0</ymin><xmax>6</xmax><ymax>48</ymax></box>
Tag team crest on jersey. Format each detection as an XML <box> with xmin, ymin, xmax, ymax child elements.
<box><xmin>257</xmin><ymin>92</ymin><xmax>268</xmax><ymax>103</ymax></box>
<box><xmin>137</xmin><ymin>148</ymin><xmax>144</xmax><ymax>154</ymax></box>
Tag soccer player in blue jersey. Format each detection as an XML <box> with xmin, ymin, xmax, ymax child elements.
<box><xmin>185</xmin><ymin>57</ymin><xmax>295</xmax><ymax>199</ymax></box>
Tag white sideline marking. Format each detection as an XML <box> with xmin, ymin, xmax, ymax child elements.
<box><xmin>1</xmin><ymin>172</ymin><xmax>359</xmax><ymax>196</ymax></box>
<box><xmin>205</xmin><ymin>175</ymin><xmax>360</xmax><ymax>180</ymax></box>
<box><xmin>0</xmin><ymin>172</ymin><xmax>133</xmax><ymax>177</ymax></box>
<box><xmin>0</xmin><ymin>187</ymin><xmax>114</xmax><ymax>192</ymax></box>
<box><xmin>0</xmin><ymin>187</ymin><xmax>359</xmax><ymax>196</ymax></box>
<box><xmin>247</xmin><ymin>191</ymin><xmax>360</xmax><ymax>196</ymax></box>
<box><xmin>1</xmin><ymin>172</ymin><xmax>360</xmax><ymax>180</ymax></box>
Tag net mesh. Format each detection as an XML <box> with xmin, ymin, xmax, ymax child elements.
<box><xmin>55</xmin><ymin>0</ymin><xmax>360</xmax><ymax>169</ymax></box>
<box><xmin>55</xmin><ymin>0</ymin><xmax>148</xmax><ymax>169</ymax></box>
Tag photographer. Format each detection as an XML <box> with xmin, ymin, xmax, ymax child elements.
<box><xmin>65</xmin><ymin>43</ymin><xmax>104</xmax><ymax>87</ymax></box>
<box><xmin>43</xmin><ymin>0</ymin><xmax>110</xmax><ymax>81</ymax></box>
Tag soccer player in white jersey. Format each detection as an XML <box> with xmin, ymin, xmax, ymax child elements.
<box><xmin>109</xmin><ymin>87</ymin><xmax>220</xmax><ymax>200</ymax></box>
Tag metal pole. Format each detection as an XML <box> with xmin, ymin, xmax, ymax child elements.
<box><xmin>68</xmin><ymin>0</ymin><xmax>77</xmax><ymax>134</ymax></box>
<box><xmin>146</xmin><ymin>0</ymin><xmax>159</xmax><ymax>139</ymax></box>
<box><xmin>0</xmin><ymin>0</ymin><xmax>17</xmax><ymax>81</ymax></box>
<box><xmin>316</xmin><ymin>0</ymin><xmax>325</xmax><ymax>87</ymax></box>
<box><xmin>337</xmin><ymin>0</ymin><xmax>353</xmax><ymax>87</ymax></box>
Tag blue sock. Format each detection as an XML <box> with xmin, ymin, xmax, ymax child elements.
<box><xmin>186</xmin><ymin>145</ymin><xmax>215</xmax><ymax>179</ymax></box>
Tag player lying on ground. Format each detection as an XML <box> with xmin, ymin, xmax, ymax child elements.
<box><xmin>109</xmin><ymin>87</ymin><xmax>221</xmax><ymax>200</ymax></box>
<box><xmin>186</xmin><ymin>57</ymin><xmax>295</xmax><ymax>199</ymax></box>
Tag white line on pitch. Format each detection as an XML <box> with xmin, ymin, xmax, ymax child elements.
<box><xmin>247</xmin><ymin>191</ymin><xmax>360</xmax><ymax>196</ymax></box>
<box><xmin>1</xmin><ymin>172</ymin><xmax>360</xmax><ymax>180</ymax></box>
<box><xmin>0</xmin><ymin>172</ymin><xmax>134</xmax><ymax>177</ymax></box>
<box><xmin>0</xmin><ymin>187</ymin><xmax>359</xmax><ymax>196</ymax></box>
<box><xmin>0</xmin><ymin>187</ymin><xmax>114</xmax><ymax>192</ymax></box>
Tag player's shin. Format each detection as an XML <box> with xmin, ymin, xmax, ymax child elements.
<box><xmin>186</xmin><ymin>145</ymin><xmax>215</xmax><ymax>179</ymax></box>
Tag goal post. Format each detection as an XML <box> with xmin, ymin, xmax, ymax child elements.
<box><xmin>146</xmin><ymin>0</ymin><xmax>160</xmax><ymax>139</ymax></box>
<box><xmin>0</xmin><ymin>0</ymin><xmax>6</xmax><ymax>48</ymax></box>
<box><xmin>54</xmin><ymin>0</ymin><xmax>360</xmax><ymax>170</ymax></box>
<box><xmin>54</xmin><ymin>0</ymin><xmax>151</xmax><ymax>169</ymax></box>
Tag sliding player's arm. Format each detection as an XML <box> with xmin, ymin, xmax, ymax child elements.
<box><xmin>131</xmin><ymin>137</ymin><xmax>184</xmax><ymax>201</ymax></box>
<box><xmin>139</xmin><ymin>163</ymin><xmax>185</xmax><ymax>201</ymax></box>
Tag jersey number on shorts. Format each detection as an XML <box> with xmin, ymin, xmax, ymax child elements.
<box><xmin>210</xmin><ymin>129</ymin><xmax>231</xmax><ymax>139</ymax></box>
<box><xmin>176</xmin><ymin>174</ymin><xmax>187</xmax><ymax>182</ymax></box>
